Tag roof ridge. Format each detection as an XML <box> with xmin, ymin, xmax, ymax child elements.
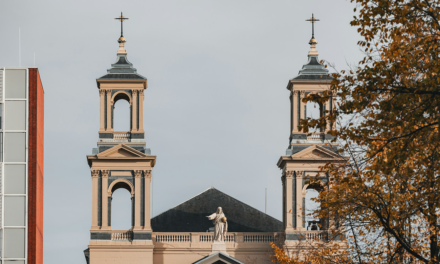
<box><xmin>152</xmin><ymin>187</ymin><xmax>281</xmax><ymax>223</ymax></box>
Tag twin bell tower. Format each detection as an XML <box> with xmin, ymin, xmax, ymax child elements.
<box><xmin>84</xmin><ymin>13</ymin><xmax>156</xmax><ymax>264</ymax></box>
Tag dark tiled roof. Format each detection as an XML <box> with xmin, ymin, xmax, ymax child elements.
<box><xmin>97</xmin><ymin>54</ymin><xmax>147</xmax><ymax>81</ymax></box>
<box><xmin>98</xmin><ymin>74</ymin><xmax>146</xmax><ymax>80</ymax></box>
<box><xmin>291</xmin><ymin>55</ymin><xmax>332</xmax><ymax>81</ymax></box>
<box><xmin>151</xmin><ymin>188</ymin><xmax>282</xmax><ymax>232</ymax></box>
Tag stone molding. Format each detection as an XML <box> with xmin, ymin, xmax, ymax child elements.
<box><xmin>134</xmin><ymin>170</ymin><xmax>142</xmax><ymax>178</ymax></box>
<box><xmin>144</xmin><ymin>170</ymin><xmax>152</xmax><ymax>178</ymax></box>
<box><xmin>91</xmin><ymin>170</ymin><xmax>100</xmax><ymax>178</ymax></box>
<box><xmin>101</xmin><ymin>170</ymin><xmax>109</xmax><ymax>178</ymax></box>
<box><xmin>285</xmin><ymin>171</ymin><xmax>294</xmax><ymax>178</ymax></box>
<box><xmin>107</xmin><ymin>178</ymin><xmax>135</xmax><ymax>196</ymax></box>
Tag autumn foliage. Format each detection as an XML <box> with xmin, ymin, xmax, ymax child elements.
<box><xmin>272</xmin><ymin>0</ymin><xmax>440</xmax><ymax>263</ymax></box>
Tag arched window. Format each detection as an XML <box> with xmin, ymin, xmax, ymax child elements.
<box><xmin>305</xmin><ymin>184</ymin><xmax>322</xmax><ymax>230</ymax></box>
<box><xmin>111</xmin><ymin>188</ymin><xmax>133</xmax><ymax>230</ymax></box>
<box><xmin>113</xmin><ymin>98</ymin><xmax>131</xmax><ymax>131</ymax></box>
<box><xmin>305</xmin><ymin>100</ymin><xmax>321</xmax><ymax>133</ymax></box>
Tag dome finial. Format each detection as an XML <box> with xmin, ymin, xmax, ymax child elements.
<box><xmin>306</xmin><ymin>13</ymin><xmax>320</xmax><ymax>56</ymax></box>
<box><xmin>115</xmin><ymin>12</ymin><xmax>129</xmax><ymax>55</ymax></box>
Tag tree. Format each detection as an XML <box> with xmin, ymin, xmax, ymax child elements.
<box><xmin>273</xmin><ymin>0</ymin><xmax>440</xmax><ymax>263</ymax></box>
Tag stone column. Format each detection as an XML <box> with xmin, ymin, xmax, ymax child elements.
<box><xmin>134</xmin><ymin>170</ymin><xmax>142</xmax><ymax>230</ymax></box>
<box><xmin>144</xmin><ymin>170</ymin><xmax>152</xmax><ymax>231</ymax></box>
<box><xmin>106</xmin><ymin>90</ymin><xmax>112</xmax><ymax>131</ymax></box>
<box><xmin>131</xmin><ymin>90</ymin><xmax>138</xmax><ymax>132</ymax></box>
<box><xmin>295</xmin><ymin>171</ymin><xmax>304</xmax><ymax>230</ymax></box>
<box><xmin>300</xmin><ymin>91</ymin><xmax>306</xmax><ymax>120</ymax></box>
<box><xmin>101</xmin><ymin>170</ymin><xmax>110</xmax><ymax>230</ymax></box>
<box><xmin>138</xmin><ymin>89</ymin><xmax>144</xmax><ymax>132</ymax></box>
<box><xmin>91</xmin><ymin>170</ymin><xmax>100</xmax><ymax>229</ymax></box>
<box><xmin>99</xmin><ymin>90</ymin><xmax>105</xmax><ymax>132</ymax></box>
<box><xmin>284</xmin><ymin>170</ymin><xmax>294</xmax><ymax>233</ymax></box>
<box><xmin>292</xmin><ymin>90</ymin><xmax>299</xmax><ymax>133</ymax></box>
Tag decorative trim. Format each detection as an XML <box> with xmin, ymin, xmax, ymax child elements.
<box><xmin>132</xmin><ymin>232</ymin><xmax>152</xmax><ymax>240</ymax></box>
<box><xmin>295</xmin><ymin>171</ymin><xmax>304</xmax><ymax>178</ymax></box>
<box><xmin>285</xmin><ymin>170</ymin><xmax>294</xmax><ymax>178</ymax></box>
<box><xmin>90</xmin><ymin>232</ymin><xmax>111</xmax><ymax>240</ymax></box>
<box><xmin>91</xmin><ymin>170</ymin><xmax>99</xmax><ymax>178</ymax></box>
<box><xmin>107</xmin><ymin>178</ymin><xmax>135</xmax><ymax>196</ymax></box>
<box><xmin>134</xmin><ymin>170</ymin><xmax>142</xmax><ymax>178</ymax></box>
<box><xmin>111</xmin><ymin>90</ymin><xmax>132</xmax><ymax>104</ymax></box>
<box><xmin>101</xmin><ymin>170</ymin><xmax>109</xmax><ymax>178</ymax></box>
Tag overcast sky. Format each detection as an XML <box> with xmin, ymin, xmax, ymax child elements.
<box><xmin>0</xmin><ymin>1</ymin><xmax>362</xmax><ymax>263</ymax></box>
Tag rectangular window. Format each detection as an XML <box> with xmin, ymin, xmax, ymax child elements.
<box><xmin>4</xmin><ymin>133</ymin><xmax>26</xmax><ymax>162</ymax></box>
<box><xmin>5</xmin><ymin>165</ymin><xmax>26</xmax><ymax>194</ymax></box>
<box><xmin>4</xmin><ymin>197</ymin><xmax>25</xmax><ymax>226</ymax></box>
<box><xmin>5</xmin><ymin>101</ymin><xmax>26</xmax><ymax>130</ymax></box>
<box><xmin>5</xmin><ymin>70</ymin><xmax>26</xmax><ymax>99</ymax></box>
<box><xmin>4</xmin><ymin>228</ymin><xmax>25</xmax><ymax>258</ymax></box>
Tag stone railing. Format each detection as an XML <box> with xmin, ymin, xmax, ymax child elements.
<box><xmin>156</xmin><ymin>234</ymin><xmax>191</xmax><ymax>242</ymax></box>
<box><xmin>113</xmin><ymin>131</ymin><xmax>131</xmax><ymax>140</ymax></box>
<box><xmin>111</xmin><ymin>230</ymin><xmax>133</xmax><ymax>241</ymax></box>
<box><xmin>304</xmin><ymin>231</ymin><xmax>325</xmax><ymax>241</ymax></box>
<box><xmin>307</xmin><ymin>133</ymin><xmax>323</xmax><ymax>141</ymax></box>
<box><xmin>153</xmin><ymin>232</ymin><xmax>280</xmax><ymax>245</ymax></box>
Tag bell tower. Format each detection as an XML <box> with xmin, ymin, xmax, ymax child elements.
<box><xmin>84</xmin><ymin>13</ymin><xmax>156</xmax><ymax>264</ymax></box>
<box><xmin>277</xmin><ymin>14</ymin><xmax>345</xmax><ymax>254</ymax></box>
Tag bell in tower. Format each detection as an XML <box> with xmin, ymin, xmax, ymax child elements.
<box><xmin>84</xmin><ymin>12</ymin><xmax>156</xmax><ymax>264</ymax></box>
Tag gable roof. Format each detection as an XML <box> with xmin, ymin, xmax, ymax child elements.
<box><xmin>151</xmin><ymin>188</ymin><xmax>282</xmax><ymax>232</ymax></box>
<box><xmin>291</xmin><ymin>145</ymin><xmax>342</xmax><ymax>159</ymax></box>
<box><xmin>193</xmin><ymin>252</ymin><xmax>244</xmax><ymax>264</ymax></box>
<box><xmin>97</xmin><ymin>144</ymin><xmax>148</xmax><ymax>158</ymax></box>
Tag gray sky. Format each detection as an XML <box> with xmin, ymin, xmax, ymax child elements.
<box><xmin>1</xmin><ymin>1</ymin><xmax>362</xmax><ymax>263</ymax></box>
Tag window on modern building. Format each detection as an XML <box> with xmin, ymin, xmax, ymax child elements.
<box><xmin>5</xmin><ymin>70</ymin><xmax>26</xmax><ymax>99</ymax></box>
<box><xmin>4</xmin><ymin>133</ymin><xmax>26</xmax><ymax>162</ymax></box>
<box><xmin>4</xmin><ymin>228</ymin><xmax>25</xmax><ymax>258</ymax></box>
<box><xmin>4</xmin><ymin>196</ymin><xmax>25</xmax><ymax>226</ymax></box>
<box><xmin>4</xmin><ymin>165</ymin><xmax>26</xmax><ymax>194</ymax></box>
<box><xmin>5</xmin><ymin>101</ymin><xmax>26</xmax><ymax>130</ymax></box>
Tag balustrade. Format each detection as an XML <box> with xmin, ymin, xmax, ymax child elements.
<box><xmin>111</xmin><ymin>230</ymin><xmax>133</xmax><ymax>241</ymax></box>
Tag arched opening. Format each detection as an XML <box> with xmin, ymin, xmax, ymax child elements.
<box><xmin>113</xmin><ymin>96</ymin><xmax>131</xmax><ymax>131</ymax></box>
<box><xmin>305</xmin><ymin>100</ymin><xmax>321</xmax><ymax>133</ymax></box>
<box><xmin>305</xmin><ymin>183</ymin><xmax>323</xmax><ymax>230</ymax></box>
<box><xmin>110</xmin><ymin>185</ymin><xmax>133</xmax><ymax>230</ymax></box>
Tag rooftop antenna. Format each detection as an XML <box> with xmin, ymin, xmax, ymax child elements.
<box><xmin>19</xmin><ymin>28</ymin><xmax>21</xmax><ymax>67</ymax></box>
<box><xmin>265</xmin><ymin>188</ymin><xmax>267</xmax><ymax>214</ymax></box>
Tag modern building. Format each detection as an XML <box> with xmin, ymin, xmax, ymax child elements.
<box><xmin>84</xmin><ymin>14</ymin><xmax>343</xmax><ymax>264</ymax></box>
<box><xmin>0</xmin><ymin>68</ymin><xmax>44</xmax><ymax>264</ymax></box>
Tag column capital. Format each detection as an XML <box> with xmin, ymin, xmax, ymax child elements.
<box><xmin>144</xmin><ymin>170</ymin><xmax>152</xmax><ymax>178</ymax></box>
<box><xmin>91</xmin><ymin>170</ymin><xmax>100</xmax><ymax>178</ymax></box>
<box><xmin>105</xmin><ymin>89</ymin><xmax>112</xmax><ymax>94</ymax></box>
<box><xmin>131</xmin><ymin>89</ymin><xmax>138</xmax><ymax>95</ymax></box>
<box><xmin>300</xmin><ymin>90</ymin><xmax>306</xmax><ymax>97</ymax></box>
<box><xmin>295</xmin><ymin>171</ymin><xmax>304</xmax><ymax>177</ymax></box>
<box><xmin>99</xmin><ymin>89</ymin><xmax>105</xmax><ymax>95</ymax></box>
<box><xmin>285</xmin><ymin>170</ymin><xmax>294</xmax><ymax>178</ymax></box>
<box><xmin>292</xmin><ymin>90</ymin><xmax>299</xmax><ymax>96</ymax></box>
<box><xmin>101</xmin><ymin>170</ymin><xmax>109</xmax><ymax>177</ymax></box>
<box><xmin>134</xmin><ymin>170</ymin><xmax>142</xmax><ymax>178</ymax></box>
<box><xmin>138</xmin><ymin>89</ymin><xmax>144</xmax><ymax>96</ymax></box>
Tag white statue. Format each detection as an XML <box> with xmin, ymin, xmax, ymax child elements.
<box><xmin>207</xmin><ymin>207</ymin><xmax>228</xmax><ymax>242</ymax></box>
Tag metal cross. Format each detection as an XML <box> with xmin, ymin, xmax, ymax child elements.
<box><xmin>115</xmin><ymin>12</ymin><xmax>129</xmax><ymax>37</ymax></box>
<box><xmin>306</xmin><ymin>13</ymin><xmax>320</xmax><ymax>38</ymax></box>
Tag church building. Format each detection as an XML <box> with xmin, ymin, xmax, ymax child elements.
<box><xmin>83</xmin><ymin>13</ymin><xmax>344</xmax><ymax>264</ymax></box>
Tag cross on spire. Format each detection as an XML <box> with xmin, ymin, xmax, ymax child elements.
<box><xmin>306</xmin><ymin>13</ymin><xmax>320</xmax><ymax>39</ymax></box>
<box><xmin>115</xmin><ymin>12</ymin><xmax>129</xmax><ymax>37</ymax></box>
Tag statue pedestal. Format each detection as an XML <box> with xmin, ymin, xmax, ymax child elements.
<box><xmin>211</xmin><ymin>241</ymin><xmax>228</xmax><ymax>256</ymax></box>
